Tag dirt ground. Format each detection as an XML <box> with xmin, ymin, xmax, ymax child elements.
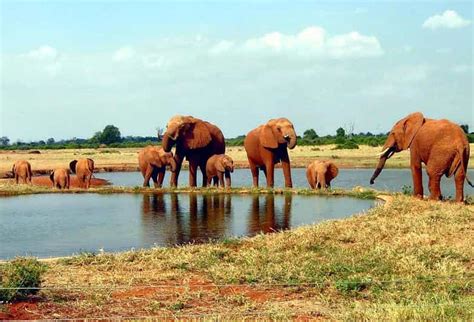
<box><xmin>2</xmin><ymin>175</ymin><xmax>109</xmax><ymax>188</ymax></box>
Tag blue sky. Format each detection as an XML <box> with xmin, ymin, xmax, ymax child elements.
<box><xmin>1</xmin><ymin>1</ymin><xmax>472</xmax><ymax>141</ymax></box>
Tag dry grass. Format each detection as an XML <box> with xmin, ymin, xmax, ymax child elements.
<box><xmin>1</xmin><ymin>194</ymin><xmax>472</xmax><ymax>319</ymax></box>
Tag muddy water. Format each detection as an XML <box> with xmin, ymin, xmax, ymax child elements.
<box><xmin>0</xmin><ymin>193</ymin><xmax>375</xmax><ymax>259</ymax></box>
<box><xmin>99</xmin><ymin>168</ymin><xmax>474</xmax><ymax>198</ymax></box>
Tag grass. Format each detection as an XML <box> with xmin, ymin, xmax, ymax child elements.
<box><xmin>0</xmin><ymin>258</ymin><xmax>47</xmax><ymax>302</ymax></box>
<box><xmin>1</xmin><ymin>194</ymin><xmax>472</xmax><ymax>319</ymax></box>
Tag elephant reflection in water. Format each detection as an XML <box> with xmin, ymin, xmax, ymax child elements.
<box><xmin>187</xmin><ymin>194</ymin><xmax>232</xmax><ymax>242</ymax></box>
<box><xmin>248</xmin><ymin>194</ymin><xmax>292</xmax><ymax>235</ymax></box>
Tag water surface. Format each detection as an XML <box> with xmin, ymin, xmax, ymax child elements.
<box><xmin>0</xmin><ymin>193</ymin><xmax>375</xmax><ymax>259</ymax></box>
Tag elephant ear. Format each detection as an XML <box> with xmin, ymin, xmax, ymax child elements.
<box><xmin>326</xmin><ymin>162</ymin><xmax>339</xmax><ymax>179</ymax></box>
<box><xmin>260</xmin><ymin>124</ymin><xmax>278</xmax><ymax>149</ymax></box>
<box><xmin>216</xmin><ymin>157</ymin><xmax>226</xmax><ymax>172</ymax></box>
<box><xmin>149</xmin><ymin>148</ymin><xmax>163</xmax><ymax>168</ymax></box>
<box><xmin>87</xmin><ymin>158</ymin><xmax>95</xmax><ymax>172</ymax></box>
<box><xmin>69</xmin><ymin>160</ymin><xmax>78</xmax><ymax>174</ymax></box>
<box><xmin>401</xmin><ymin>112</ymin><xmax>425</xmax><ymax>150</ymax></box>
<box><xmin>183</xmin><ymin>120</ymin><xmax>212</xmax><ymax>149</ymax></box>
<box><xmin>49</xmin><ymin>171</ymin><xmax>54</xmax><ymax>183</ymax></box>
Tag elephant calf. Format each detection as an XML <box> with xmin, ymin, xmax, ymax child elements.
<box><xmin>12</xmin><ymin>160</ymin><xmax>32</xmax><ymax>184</ymax></box>
<box><xmin>50</xmin><ymin>168</ymin><xmax>70</xmax><ymax>189</ymax></box>
<box><xmin>138</xmin><ymin>146</ymin><xmax>177</xmax><ymax>188</ymax></box>
<box><xmin>206</xmin><ymin>154</ymin><xmax>234</xmax><ymax>188</ymax></box>
<box><xmin>306</xmin><ymin>160</ymin><xmax>339</xmax><ymax>189</ymax></box>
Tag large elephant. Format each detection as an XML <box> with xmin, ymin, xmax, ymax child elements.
<box><xmin>306</xmin><ymin>160</ymin><xmax>339</xmax><ymax>189</ymax></box>
<box><xmin>12</xmin><ymin>160</ymin><xmax>32</xmax><ymax>184</ymax></box>
<box><xmin>69</xmin><ymin>158</ymin><xmax>94</xmax><ymax>189</ymax></box>
<box><xmin>162</xmin><ymin>115</ymin><xmax>225</xmax><ymax>187</ymax></box>
<box><xmin>244</xmin><ymin>118</ymin><xmax>297</xmax><ymax>188</ymax></box>
<box><xmin>370</xmin><ymin>112</ymin><xmax>473</xmax><ymax>202</ymax></box>
<box><xmin>138</xmin><ymin>145</ymin><xmax>177</xmax><ymax>187</ymax></box>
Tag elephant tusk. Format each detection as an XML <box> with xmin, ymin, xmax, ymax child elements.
<box><xmin>376</xmin><ymin>148</ymin><xmax>390</xmax><ymax>157</ymax></box>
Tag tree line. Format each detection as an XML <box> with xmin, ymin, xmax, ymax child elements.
<box><xmin>1</xmin><ymin>124</ymin><xmax>472</xmax><ymax>150</ymax></box>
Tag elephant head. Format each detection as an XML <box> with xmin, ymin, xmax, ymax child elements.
<box><xmin>161</xmin><ymin>151</ymin><xmax>177</xmax><ymax>172</ymax></box>
<box><xmin>261</xmin><ymin>118</ymin><xmax>297</xmax><ymax>150</ymax></box>
<box><xmin>217</xmin><ymin>155</ymin><xmax>234</xmax><ymax>173</ymax></box>
<box><xmin>162</xmin><ymin>115</ymin><xmax>212</xmax><ymax>152</ymax></box>
<box><xmin>370</xmin><ymin>112</ymin><xmax>425</xmax><ymax>184</ymax></box>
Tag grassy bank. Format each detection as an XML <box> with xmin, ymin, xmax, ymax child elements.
<box><xmin>1</xmin><ymin>195</ymin><xmax>473</xmax><ymax>319</ymax></box>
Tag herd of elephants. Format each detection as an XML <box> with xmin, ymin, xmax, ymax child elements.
<box><xmin>11</xmin><ymin>112</ymin><xmax>473</xmax><ymax>202</ymax></box>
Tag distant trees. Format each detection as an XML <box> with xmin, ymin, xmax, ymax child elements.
<box><xmin>303</xmin><ymin>129</ymin><xmax>319</xmax><ymax>140</ymax></box>
<box><xmin>336</xmin><ymin>127</ymin><xmax>346</xmax><ymax>137</ymax></box>
<box><xmin>47</xmin><ymin>138</ymin><xmax>55</xmax><ymax>145</ymax></box>
<box><xmin>91</xmin><ymin>125</ymin><xmax>122</xmax><ymax>145</ymax></box>
<box><xmin>0</xmin><ymin>136</ymin><xmax>10</xmax><ymax>146</ymax></box>
<box><xmin>460</xmin><ymin>124</ymin><xmax>469</xmax><ymax>134</ymax></box>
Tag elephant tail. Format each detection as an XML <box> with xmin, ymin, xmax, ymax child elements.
<box><xmin>316</xmin><ymin>172</ymin><xmax>326</xmax><ymax>189</ymax></box>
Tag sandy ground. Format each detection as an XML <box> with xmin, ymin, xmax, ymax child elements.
<box><xmin>1</xmin><ymin>144</ymin><xmax>473</xmax><ymax>178</ymax></box>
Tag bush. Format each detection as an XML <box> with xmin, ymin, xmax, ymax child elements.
<box><xmin>334</xmin><ymin>140</ymin><xmax>359</xmax><ymax>150</ymax></box>
<box><xmin>0</xmin><ymin>257</ymin><xmax>47</xmax><ymax>302</ymax></box>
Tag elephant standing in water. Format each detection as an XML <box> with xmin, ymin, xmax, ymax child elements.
<box><xmin>138</xmin><ymin>146</ymin><xmax>177</xmax><ymax>187</ymax></box>
<box><xmin>12</xmin><ymin>160</ymin><xmax>32</xmax><ymax>184</ymax></box>
<box><xmin>162</xmin><ymin>115</ymin><xmax>225</xmax><ymax>187</ymax></box>
<box><xmin>69</xmin><ymin>158</ymin><xmax>94</xmax><ymax>189</ymax></box>
<box><xmin>306</xmin><ymin>160</ymin><xmax>339</xmax><ymax>189</ymax></box>
<box><xmin>370</xmin><ymin>112</ymin><xmax>473</xmax><ymax>202</ymax></box>
<box><xmin>244</xmin><ymin>118</ymin><xmax>297</xmax><ymax>188</ymax></box>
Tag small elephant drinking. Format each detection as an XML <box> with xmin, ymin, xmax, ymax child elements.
<box><xmin>69</xmin><ymin>158</ymin><xmax>94</xmax><ymax>189</ymax></box>
<box><xmin>206</xmin><ymin>154</ymin><xmax>234</xmax><ymax>188</ymax></box>
<box><xmin>49</xmin><ymin>168</ymin><xmax>70</xmax><ymax>189</ymax></box>
<box><xmin>306</xmin><ymin>160</ymin><xmax>339</xmax><ymax>189</ymax></box>
<box><xmin>12</xmin><ymin>160</ymin><xmax>32</xmax><ymax>184</ymax></box>
<box><xmin>138</xmin><ymin>146</ymin><xmax>177</xmax><ymax>188</ymax></box>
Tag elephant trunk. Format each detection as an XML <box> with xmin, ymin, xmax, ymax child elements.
<box><xmin>162</xmin><ymin>134</ymin><xmax>174</xmax><ymax>152</ymax></box>
<box><xmin>370</xmin><ymin>146</ymin><xmax>395</xmax><ymax>184</ymax></box>
<box><xmin>169</xmin><ymin>157</ymin><xmax>177</xmax><ymax>172</ymax></box>
<box><xmin>287</xmin><ymin>132</ymin><xmax>297</xmax><ymax>150</ymax></box>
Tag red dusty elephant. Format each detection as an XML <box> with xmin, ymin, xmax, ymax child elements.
<box><xmin>12</xmin><ymin>160</ymin><xmax>32</xmax><ymax>184</ymax></box>
<box><xmin>162</xmin><ymin>115</ymin><xmax>225</xmax><ymax>187</ymax></box>
<box><xmin>306</xmin><ymin>160</ymin><xmax>339</xmax><ymax>189</ymax></box>
<box><xmin>138</xmin><ymin>145</ymin><xmax>177</xmax><ymax>188</ymax></box>
<box><xmin>49</xmin><ymin>168</ymin><xmax>71</xmax><ymax>189</ymax></box>
<box><xmin>370</xmin><ymin>112</ymin><xmax>473</xmax><ymax>202</ymax></box>
<box><xmin>244</xmin><ymin>118</ymin><xmax>297</xmax><ymax>188</ymax></box>
<box><xmin>69</xmin><ymin>158</ymin><xmax>94</xmax><ymax>189</ymax></box>
<box><xmin>205</xmin><ymin>154</ymin><xmax>234</xmax><ymax>188</ymax></box>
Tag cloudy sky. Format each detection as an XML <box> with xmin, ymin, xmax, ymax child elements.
<box><xmin>1</xmin><ymin>1</ymin><xmax>472</xmax><ymax>142</ymax></box>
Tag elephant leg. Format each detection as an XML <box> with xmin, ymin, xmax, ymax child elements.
<box><xmin>225</xmin><ymin>171</ymin><xmax>231</xmax><ymax>188</ymax></box>
<box><xmin>427</xmin><ymin>172</ymin><xmax>442</xmax><ymax>200</ymax></box>
<box><xmin>249</xmin><ymin>160</ymin><xmax>259</xmax><ymax>187</ymax></box>
<box><xmin>206</xmin><ymin>175</ymin><xmax>213</xmax><ymax>187</ymax></box>
<box><xmin>212</xmin><ymin>176</ymin><xmax>218</xmax><ymax>187</ymax></box>
<box><xmin>15</xmin><ymin>174</ymin><xmax>19</xmax><ymax>184</ymax></box>
<box><xmin>85</xmin><ymin>175</ymin><xmax>92</xmax><ymax>189</ymax></box>
<box><xmin>143</xmin><ymin>165</ymin><xmax>153</xmax><ymax>187</ymax></box>
<box><xmin>454</xmin><ymin>170</ymin><xmax>465</xmax><ymax>202</ymax></box>
<box><xmin>200</xmin><ymin>163</ymin><xmax>207</xmax><ymax>188</ymax></box>
<box><xmin>264</xmin><ymin>161</ymin><xmax>275</xmax><ymax>188</ymax></box>
<box><xmin>170</xmin><ymin>154</ymin><xmax>184</xmax><ymax>187</ymax></box>
<box><xmin>156</xmin><ymin>169</ymin><xmax>165</xmax><ymax>188</ymax></box>
<box><xmin>280</xmin><ymin>150</ymin><xmax>293</xmax><ymax>188</ymax></box>
<box><xmin>188</xmin><ymin>160</ymin><xmax>198</xmax><ymax>187</ymax></box>
<box><xmin>217</xmin><ymin>172</ymin><xmax>225</xmax><ymax>188</ymax></box>
<box><xmin>411</xmin><ymin>154</ymin><xmax>423</xmax><ymax>198</ymax></box>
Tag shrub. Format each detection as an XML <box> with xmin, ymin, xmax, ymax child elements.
<box><xmin>0</xmin><ymin>257</ymin><xmax>47</xmax><ymax>302</ymax></box>
<box><xmin>334</xmin><ymin>141</ymin><xmax>359</xmax><ymax>150</ymax></box>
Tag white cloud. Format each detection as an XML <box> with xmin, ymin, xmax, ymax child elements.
<box><xmin>240</xmin><ymin>26</ymin><xmax>382</xmax><ymax>59</ymax></box>
<box><xmin>423</xmin><ymin>10</ymin><xmax>471</xmax><ymax>30</ymax></box>
<box><xmin>24</xmin><ymin>45</ymin><xmax>58</xmax><ymax>61</ymax></box>
<box><xmin>113</xmin><ymin>46</ymin><xmax>135</xmax><ymax>62</ymax></box>
<box><xmin>209</xmin><ymin>40</ymin><xmax>234</xmax><ymax>55</ymax></box>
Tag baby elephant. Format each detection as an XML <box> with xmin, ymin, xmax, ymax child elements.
<box><xmin>12</xmin><ymin>160</ymin><xmax>32</xmax><ymax>184</ymax></box>
<box><xmin>206</xmin><ymin>154</ymin><xmax>234</xmax><ymax>188</ymax></box>
<box><xmin>138</xmin><ymin>146</ymin><xmax>177</xmax><ymax>187</ymax></box>
<box><xmin>49</xmin><ymin>168</ymin><xmax>70</xmax><ymax>189</ymax></box>
<box><xmin>306</xmin><ymin>160</ymin><xmax>339</xmax><ymax>189</ymax></box>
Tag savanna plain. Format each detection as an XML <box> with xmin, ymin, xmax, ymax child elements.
<box><xmin>0</xmin><ymin>146</ymin><xmax>473</xmax><ymax>320</ymax></box>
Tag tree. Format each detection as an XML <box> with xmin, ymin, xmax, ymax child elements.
<box><xmin>303</xmin><ymin>129</ymin><xmax>319</xmax><ymax>140</ymax></box>
<box><xmin>460</xmin><ymin>124</ymin><xmax>469</xmax><ymax>134</ymax></box>
<box><xmin>0</xmin><ymin>136</ymin><xmax>10</xmax><ymax>146</ymax></box>
<box><xmin>95</xmin><ymin>125</ymin><xmax>121</xmax><ymax>145</ymax></box>
<box><xmin>336</xmin><ymin>127</ymin><xmax>346</xmax><ymax>137</ymax></box>
<box><xmin>47</xmin><ymin>138</ymin><xmax>55</xmax><ymax>145</ymax></box>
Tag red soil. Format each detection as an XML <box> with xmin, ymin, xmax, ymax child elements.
<box><xmin>5</xmin><ymin>175</ymin><xmax>109</xmax><ymax>188</ymax></box>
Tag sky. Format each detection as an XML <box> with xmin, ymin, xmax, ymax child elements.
<box><xmin>0</xmin><ymin>1</ymin><xmax>472</xmax><ymax>142</ymax></box>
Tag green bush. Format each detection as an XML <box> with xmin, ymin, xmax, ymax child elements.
<box><xmin>0</xmin><ymin>257</ymin><xmax>47</xmax><ymax>302</ymax></box>
<box><xmin>334</xmin><ymin>140</ymin><xmax>359</xmax><ymax>150</ymax></box>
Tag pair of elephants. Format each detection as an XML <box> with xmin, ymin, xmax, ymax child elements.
<box><xmin>140</xmin><ymin>113</ymin><xmax>472</xmax><ymax>202</ymax></box>
<box><xmin>11</xmin><ymin>158</ymin><xmax>94</xmax><ymax>189</ymax></box>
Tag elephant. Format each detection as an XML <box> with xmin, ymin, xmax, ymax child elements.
<box><xmin>306</xmin><ymin>160</ymin><xmax>339</xmax><ymax>189</ymax></box>
<box><xmin>138</xmin><ymin>145</ymin><xmax>177</xmax><ymax>188</ymax></box>
<box><xmin>244</xmin><ymin>118</ymin><xmax>297</xmax><ymax>188</ymax></box>
<box><xmin>69</xmin><ymin>158</ymin><xmax>94</xmax><ymax>189</ymax></box>
<box><xmin>49</xmin><ymin>168</ymin><xmax>70</xmax><ymax>189</ymax></box>
<box><xmin>162</xmin><ymin>115</ymin><xmax>226</xmax><ymax>187</ymax></box>
<box><xmin>12</xmin><ymin>160</ymin><xmax>32</xmax><ymax>184</ymax></box>
<box><xmin>370</xmin><ymin>112</ymin><xmax>473</xmax><ymax>202</ymax></box>
<box><xmin>205</xmin><ymin>154</ymin><xmax>234</xmax><ymax>188</ymax></box>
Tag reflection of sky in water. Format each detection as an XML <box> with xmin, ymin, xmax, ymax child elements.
<box><xmin>100</xmin><ymin>168</ymin><xmax>474</xmax><ymax>198</ymax></box>
<box><xmin>0</xmin><ymin>193</ymin><xmax>374</xmax><ymax>259</ymax></box>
